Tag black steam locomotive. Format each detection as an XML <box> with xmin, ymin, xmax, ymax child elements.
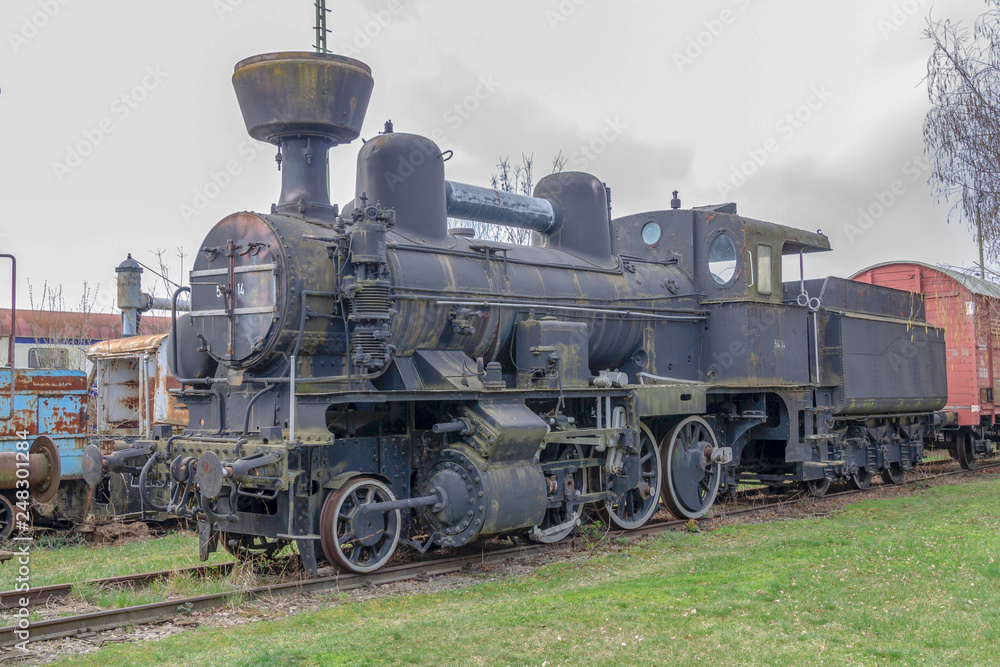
<box><xmin>84</xmin><ymin>52</ymin><xmax>950</xmax><ymax>574</ymax></box>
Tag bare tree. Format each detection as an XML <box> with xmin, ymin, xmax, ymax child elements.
<box><xmin>147</xmin><ymin>247</ymin><xmax>188</xmax><ymax>305</ymax></box>
<box><xmin>25</xmin><ymin>279</ymin><xmax>110</xmax><ymax>369</ymax></box>
<box><xmin>551</xmin><ymin>150</ymin><xmax>567</xmax><ymax>174</ymax></box>
<box><xmin>488</xmin><ymin>154</ymin><xmax>535</xmax><ymax>245</ymax></box>
<box><xmin>924</xmin><ymin>3</ymin><xmax>1000</xmax><ymax>272</ymax></box>
<box><xmin>449</xmin><ymin>152</ymin><xmax>565</xmax><ymax>245</ymax></box>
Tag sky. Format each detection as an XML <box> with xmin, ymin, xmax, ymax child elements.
<box><xmin>0</xmin><ymin>0</ymin><xmax>987</xmax><ymax>312</ymax></box>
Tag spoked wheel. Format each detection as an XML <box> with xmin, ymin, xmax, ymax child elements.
<box><xmin>956</xmin><ymin>429</ymin><xmax>979</xmax><ymax>470</ymax></box>
<box><xmin>320</xmin><ymin>477</ymin><xmax>401</xmax><ymax>574</ymax></box>
<box><xmin>661</xmin><ymin>416</ymin><xmax>722</xmax><ymax>520</ymax></box>
<box><xmin>849</xmin><ymin>467</ymin><xmax>873</xmax><ymax>490</ymax></box>
<box><xmin>222</xmin><ymin>533</ymin><xmax>290</xmax><ymax>562</ymax></box>
<box><xmin>536</xmin><ymin>444</ymin><xmax>586</xmax><ymax>543</ymax></box>
<box><xmin>802</xmin><ymin>478</ymin><xmax>831</xmax><ymax>498</ymax></box>
<box><xmin>603</xmin><ymin>424</ymin><xmax>662</xmax><ymax>529</ymax></box>
<box><xmin>0</xmin><ymin>495</ymin><xmax>15</xmax><ymax>543</ymax></box>
<box><xmin>881</xmin><ymin>463</ymin><xmax>906</xmax><ymax>485</ymax></box>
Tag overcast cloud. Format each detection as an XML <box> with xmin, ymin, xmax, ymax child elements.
<box><xmin>0</xmin><ymin>0</ymin><xmax>986</xmax><ymax>311</ymax></box>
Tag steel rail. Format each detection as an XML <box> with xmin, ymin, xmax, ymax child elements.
<box><xmin>611</xmin><ymin>460</ymin><xmax>1000</xmax><ymax>540</ymax></box>
<box><xmin>0</xmin><ymin>542</ymin><xmax>570</xmax><ymax>647</ymax></box>
<box><xmin>2</xmin><ymin>459</ymin><xmax>997</xmax><ymax>647</ymax></box>
<box><xmin>0</xmin><ymin>562</ymin><xmax>236</xmax><ymax>610</ymax></box>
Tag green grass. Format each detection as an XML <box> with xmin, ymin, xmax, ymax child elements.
<box><xmin>0</xmin><ymin>530</ymin><xmax>230</xmax><ymax>592</ymax></box>
<box><xmin>922</xmin><ymin>449</ymin><xmax>954</xmax><ymax>463</ymax></box>
<box><xmin>49</xmin><ymin>479</ymin><xmax>1000</xmax><ymax>666</ymax></box>
<box><xmin>0</xmin><ymin>530</ymin><xmax>240</xmax><ymax>624</ymax></box>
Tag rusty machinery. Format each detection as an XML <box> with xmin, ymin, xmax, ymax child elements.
<box><xmin>0</xmin><ymin>255</ymin><xmax>88</xmax><ymax>541</ymax></box>
<box><xmin>85</xmin><ymin>52</ymin><xmax>952</xmax><ymax>574</ymax></box>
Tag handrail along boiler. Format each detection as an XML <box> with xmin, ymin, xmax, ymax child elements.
<box><xmin>84</xmin><ymin>52</ymin><xmax>951</xmax><ymax>573</ymax></box>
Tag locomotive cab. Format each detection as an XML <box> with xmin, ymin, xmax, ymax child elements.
<box><xmin>693</xmin><ymin>207</ymin><xmax>831</xmax><ymax>304</ymax></box>
<box><xmin>611</xmin><ymin>202</ymin><xmax>831</xmax><ymax>304</ymax></box>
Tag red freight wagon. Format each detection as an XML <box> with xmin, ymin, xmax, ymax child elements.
<box><xmin>852</xmin><ymin>261</ymin><xmax>1000</xmax><ymax>467</ymax></box>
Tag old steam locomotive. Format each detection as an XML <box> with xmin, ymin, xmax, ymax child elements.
<box><xmin>84</xmin><ymin>52</ymin><xmax>950</xmax><ymax>574</ymax></box>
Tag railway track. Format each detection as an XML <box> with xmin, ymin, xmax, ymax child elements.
<box><xmin>0</xmin><ymin>562</ymin><xmax>236</xmax><ymax>611</ymax></box>
<box><xmin>0</xmin><ymin>542</ymin><xmax>573</xmax><ymax>646</ymax></box>
<box><xmin>1</xmin><ymin>459</ymin><xmax>997</xmax><ymax>648</ymax></box>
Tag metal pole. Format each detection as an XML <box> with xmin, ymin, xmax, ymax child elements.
<box><xmin>142</xmin><ymin>352</ymin><xmax>151</xmax><ymax>438</ymax></box>
<box><xmin>978</xmin><ymin>204</ymin><xmax>986</xmax><ymax>280</ymax></box>
<box><xmin>95</xmin><ymin>358</ymin><xmax>102</xmax><ymax>435</ymax></box>
<box><xmin>0</xmin><ymin>254</ymin><xmax>15</xmax><ymax>422</ymax></box>
<box><xmin>314</xmin><ymin>0</ymin><xmax>330</xmax><ymax>54</ymax></box>
<box><xmin>138</xmin><ymin>353</ymin><xmax>145</xmax><ymax>438</ymax></box>
<box><xmin>289</xmin><ymin>354</ymin><xmax>297</xmax><ymax>443</ymax></box>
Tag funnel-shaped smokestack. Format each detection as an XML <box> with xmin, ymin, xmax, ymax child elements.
<box><xmin>232</xmin><ymin>52</ymin><xmax>374</xmax><ymax>220</ymax></box>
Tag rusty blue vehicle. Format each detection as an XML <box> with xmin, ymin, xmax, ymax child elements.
<box><xmin>0</xmin><ymin>255</ymin><xmax>89</xmax><ymax>541</ymax></box>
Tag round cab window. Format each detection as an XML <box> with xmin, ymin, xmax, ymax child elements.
<box><xmin>641</xmin><ymin>221</ymin><xmax>661</xmax><ymax>245</ymax></box>
<box><xmin>708</xmin><ymin>234</ymin><xmax>738</xmax><ymax>285</ymax></box>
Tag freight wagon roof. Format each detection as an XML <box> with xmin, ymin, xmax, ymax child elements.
<box><xmin>851</xmin><ymin>261</ymin><xmax>1000</xmax><ymax>300</ymax></box>
<box><xmin>0</xmin><ymin>309</ymin><xmax>171</xmax><ymax>341</ymax></box>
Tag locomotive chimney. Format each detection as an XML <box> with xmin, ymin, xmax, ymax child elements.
<box><xmin>232</xmin><ymin>52</ymin><xmax>374</xmax><ymax>221</ymax></box>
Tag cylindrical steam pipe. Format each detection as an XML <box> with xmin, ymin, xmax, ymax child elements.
<box><xmin>148</xmin><ymin>294</ymin><xmax>189</xmax><ymax>312</ymax></box>
<box><xmin>278</xmin><ymin>136</ymin><xmax>335</xmax><ymax>210</ymax></box>
<box><xmin>445</xmin><ymin>181</ymin><xmax>556</xmax><ymax>234</ymax></box>
<box><xmin>432</xmin><ymin>418</ymin><xmax>473</xmax><ymax>435</ymax></box>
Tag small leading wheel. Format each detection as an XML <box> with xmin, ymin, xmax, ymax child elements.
<box><xmin>222</xmin><ymin>533</ymin><xmax>289</xmax><ymax>562</ymax></box>
<box><xmin>0</xmin><ymin>495</ymin><xmax>15</xmax><ymax>543</ymax></box>
<box><xmin>881</xmin><ymin>463</ymin><xmax>906</xmax><ymax>485</ymax></box>
<box><xmin>849</xmin><ymin>467</ymin><xmax>873</xmax><ymax>491</ymax></box>
<box><xmin>603</xmin><ymin>423</ymin><xmax>662</xmax><ymax>529</ymax></box>
<box><xmin>536</xmin><ymin>444</ymin><xmax>586</xmax><ymax>543</ymax></box>
<box><xmin>661</xmin><ymin>416</ymin><xmax>722</xmax><ymax>520</ymax></box>
<box><xmin>956</xmin><ymin>429</ymin><xmax>979</xmax><ymax>470</ymax></box>
<box><xmin>803</xmin><ymin>478</ymin><xmax>831</xmax><ymax>497</ymax></box>
<box><xmin>320</xmin><ymin>477</ymin><xmax>401</xmax><ymax>574</ymax></box>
